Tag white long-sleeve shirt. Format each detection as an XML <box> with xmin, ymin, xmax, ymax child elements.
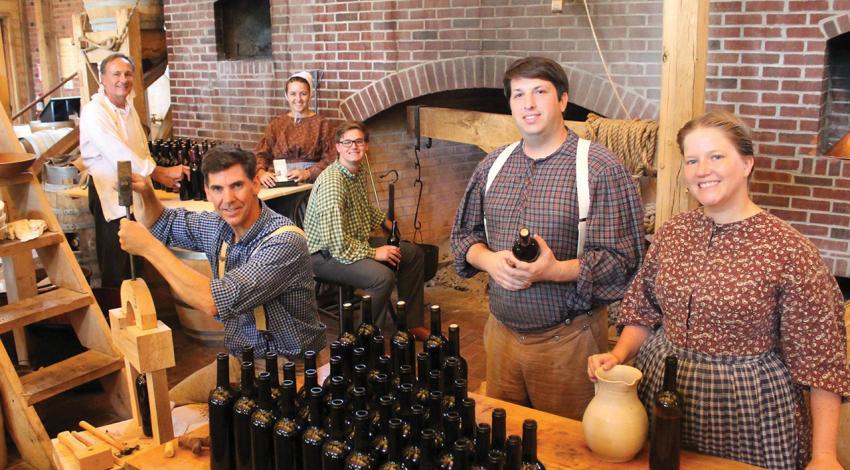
<box><xmin>80</xmin><ymin>92</ymin><xmax>154</xmax><ymax>221</ymax></box>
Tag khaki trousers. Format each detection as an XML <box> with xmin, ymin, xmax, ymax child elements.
<box><xmin>169</xmin><ymin>349</ymin><xmax>329</xmax><ymax>406</ymax></box>
<box><xmin>483</xmin><ymin>306</ymin><xmax>608</xmax><ymax>420</ymax></box>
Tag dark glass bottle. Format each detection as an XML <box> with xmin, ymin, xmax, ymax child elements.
<box><xmin>650</xmin><ymin>356</ymin><xmax>682</xmax><ymax>470</ymax></box>
<box><xmin>265</xmin><ymin>351</ymin><xmax>281</xmax><ymax>403</ymax></box>
<box><xmin>345</xmin><ymin>410</ymin><xmax>375</xmax><ymax>470</ymax></box>
<box><xmin>420</xmin><ymin>428</ymin><xmax>439</xmax><ymax>470</ymax></box>
<box><xmin>250</xmin><ymin>372</ymin><xmax>277</xmax><ymax>470</ymax></box>
<box><xmin>350</xmin><ymin>365</ymin><xmax>369</xmax><ymax>401</ymax></box>
<box><xmin>460</xmin><ymin>398</ymin><xmax>476</xmax><ymax>441</ymax></box>
<box><xmin>301</xmin><ymin>388</ymin><xmax>327</xmax><ymax>470</ymax></box>
<box><xmin>505</xmin><ymin>436</ymin><xmax>521</xmax><ymax>470</ymax></box>
<box><xmin>357</xmin><ymin>295</ymin><xmax>380</xmax><ymax>348</ymax></box>
<box><xmin>322</xmin><ymin>399</ymin><xmax>351</xmax><ymax>469</ymax></box>
<box><xmin>441</xmin><ymin>359</ymin><xmax>459</xmax><ymax>414</ymax></box>
<box><xmin>490</xmin><ymin>409</ymin><xmax>506</xmax><ymax>462</ymax></box>
<box><xmin>233</xmin><ymin>361</ymin><xmax>257</xmax><ymax>470</ymax></box>
<box><xmin>297</xmin><ymin>369</ymin><xmax>320</xmax><ymax>410</ymax></box>
<box><xmin>511</xmin><ymin>228</ymin><xmax>539</xmax><ymax>262</ymax></box>
<box><xmin>368</xmin><ymin>336</ymin><xmax>386</xmax><ymax>394</ymax></box>
<box><xmin>209</xmin><ymin>353</ymin><xmax>235</xmax><ymax>470</ymax></box>
<box><xmin>470</xmin><ymin>423</ymin><xmax>491</xmax><ymax>470</ymax></box>
<box><xmin>386</xmin><ymin>220</ymin><xmax>401</xmax><ymax>271</ymax></box>
<box><xmin>354</xmin><ymin>347</ymin><xmax>368</xmax><ymax>368</ymax></box>
<box><xmin>520</xmin><ymin>419</ymin><xmax>544</xmax><ymax>470</ymax></box>
<box><xmin>179</xmin><ymin>145</ymin><xmax>192</xmax><ymax>201</ymax></box>
<box><xmin>415</xmin><ymin>352</ymin><xmax>431</xmax><ymax>406</ymax></box>
<box><xmin>135</xmin><ymin>374</ymin><xmax>152</xmax><ymax>437</ymax></box>
<box><xmin>283</xmin><ymin>361</ymin><xmax>296</xmax><ymax>384</ymax></box>
<box><xmin>242</xmin><ymin>345</ymin><xmax>255</xmax><ymax>368</ymax></box>
<box><xmin>443</xmin><ymin>438</ymin><xmax>471</xmax><ymax>470</ymax></box>
<box><xmin>190</xmin><ymin>144</ymin><xmax>205</xmax><ymax>200</ymax></box>
<box><xmin>392</xmin><ymin>301</ymin><xmax>415</xmax><ymax>366</ymax></box>
<box><xmin>486</xmin><ymin>449</ymin><xmax>504</xmax><ymax>470</ymax></box>
<box><xmin>397</xmin><ymin>382</ymin><xmax>414</xmax><ymax>423</ymax></box>
<box><xmin>273</xmin><ymin>380</ymin><xmax>302</xmax><ymax>470</ymax></box>
<box><xmin>380</xmin><ymin>418</ymin><xmax>406</xmax><ymax>470</ymax></box>
<box><xmin>339</xmin><ymin>302</ymin><xmax>359</xmax><ymax>382</ymax></box>
<box><xmin>437</xmin><ymin>412</ymin><xmax>461</xmax><ymax>469</ymax></box>
<box><xmin>392</xmin><ymin>340</ymin><xmax>410</xmax><ymax>381</ymax></box>
<box><xmin>402</xmin><ymin>404</ymin><xmax>426</xmax><ymax>468</ymax></box>
<box><xmin>423</xmin><ymin>305</ymin><xmax>448</xmax><ymax>366</ymax></box>
<box><xmin>324</xmin><ymin>356</ymin><xmax>344</xmax><ymax>389</ymax></box>
<box><xmin>304</xmin><ymin>350</ymin><xmax>317</xmax><ymax>373</ymax></box>
<box><xmin>427</xmin><ymin>391</ymin><xmax>446</xmax><ymax>454</ymax></box>
<box><xmin>371</xmin><ymin>395</ymin><xmax>395</xmax><ymax>463</ymax></box>
<box><xmin>446</xmin><ymin>324</ymin><xmax>468</xmax><ymax>381</ymax></box>
<box><xmin>348</xmin><ymin>386</ymin><xmax>371</xmax><ymax>427</ymax></box>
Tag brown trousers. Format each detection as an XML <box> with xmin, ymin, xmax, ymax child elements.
<box><xmin>483</xmin><ymin>306</ymin><xmax>608</xmax><ymax>420</ymax></box>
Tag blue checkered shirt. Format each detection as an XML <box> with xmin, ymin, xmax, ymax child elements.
<box><xmin>150</xmin><ymin>201</ymin><xmax>327</xmax><ymax>358</ymax></box>
<box><xmin>451</xmin><ymin>130</ymin><xmax>645</xmax><ymax>332</ymax></box>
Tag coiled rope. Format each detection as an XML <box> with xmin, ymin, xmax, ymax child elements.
<box><xmin>584</xmin><ymin>113</ymin><xmax>659</xmax><ymax>178</ymax></box>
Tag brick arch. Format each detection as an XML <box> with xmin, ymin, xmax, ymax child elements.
<box><xmin>820</xmin><ymin>12</ymin><xmax>850</xmax><ymax>38</ymax></box>
<box><xmin>338</xmin><ymin>55</ymin><xmax>656</xmax><ymax>122</ymax></box>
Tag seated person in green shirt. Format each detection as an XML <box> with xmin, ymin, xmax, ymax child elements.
<box><xmin>303</xmin><ymin>121</ymin><xmax>427</xmax><ymax>339</ymax></box>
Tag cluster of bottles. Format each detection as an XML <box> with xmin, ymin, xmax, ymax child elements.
<box><xmin>649</xmin><ymin>356</ymin><xmax>682</xmax><ymax>470</ymax></box>
<box><xmin>148</xmin><ymin>138</ymin><xmax>219</xmax><ymax>201</ymax></box>
<box><xmin>206</xmin><ymin>296</ymin><xmax>545</xmax><ymax>470</ymax></box>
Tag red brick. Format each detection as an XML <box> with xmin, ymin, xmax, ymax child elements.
<box><xmin>753</xmin><ymin>170</ymin><xmax>793</xmax><ymax>183</ymax></box>
<box><xmin>790</xmin><ymin>223</ymin><xmax>830</xmax><ymax>237</ymax></box>
<box><xmin>767</xmin><ymin>208</ymin><xmax>808</xmax><ymax>222</ymax></box>
<box><xmin>790</xmin><ymin>198</ymin><xmax>830</xmax><ymax>211</ymax></box>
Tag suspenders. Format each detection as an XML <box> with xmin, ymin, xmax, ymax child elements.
<box><xmin>217</xmin><ymin>224</ymin><xmax>305</xmax><ymax>331</ymax></box>
<box><xmin>484</xmin><ymin>138</ymin><xmax>592</xmax><ymax>257</ymax></box>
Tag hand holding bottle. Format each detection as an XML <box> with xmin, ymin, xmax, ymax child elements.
<box><xmin>511</xmin><ymin>234</ymin><xmax>580</xmax><ymax>284</ymax></box>
<box><xmin>375</xmin><ymin>245</ymin><xmax>401</xmax><ymax>266</ymax></box>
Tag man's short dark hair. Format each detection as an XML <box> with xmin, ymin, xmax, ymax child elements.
<box><xmin>201</xmin><ymin>145</ymin><xmax>257</xmax><ymax>182</ymax></box>
<box><xmin>503</xmin><ymin>56</ymin><xmax>570</xmax><ymax>98</ymax></box>
<box><xmin>334</xmin><ymin>121</ymin><xmax>370</xmax><ymax>143</ymax></box>
<box><xmin>99</xmin><ymin>52</ymin><xmax>136</xmax><ymax>76</ymax></box>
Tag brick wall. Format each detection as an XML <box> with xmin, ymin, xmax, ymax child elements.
<box><xmin>21</xmin><ymin>0</ymin><xmax>850</xmax><ymax>275</ymax></box>
<box><xmin>706</xmin><ymin>1</ymin><xmax>850</xmax><ymax>276</ymax></box>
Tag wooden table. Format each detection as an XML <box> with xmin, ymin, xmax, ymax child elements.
<box><xmin>74</xmin><ymin>395</ymin><xmax>760</xmax><ymax>470</ymax></box>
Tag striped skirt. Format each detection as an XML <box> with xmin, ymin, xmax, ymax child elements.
<box><xmin>635</xmin><ymin>330</ymin><xmax>810</xmax><ymax>470</ymax></box>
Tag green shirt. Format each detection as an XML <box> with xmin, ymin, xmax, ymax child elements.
<box><xmin>304</xmin><ymin>160</ymin><xmax>386</xmax><ymax>264</ymax></box>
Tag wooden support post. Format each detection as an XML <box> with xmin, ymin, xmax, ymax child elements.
<box><xmin>33</xmin><ymin>0</ymin><xmax>59</xmax><ymax>96</ymax></box>
<box><xmin>72</xmin><ymin>14</ymin><xmax>98</xmax><ymax>106</ymax></box>
<box><xmin>654</xmin><ymin>0</ymin><xmax>709</xmax><ymax>231</ymax></box>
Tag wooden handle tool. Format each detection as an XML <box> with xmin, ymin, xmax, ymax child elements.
<box><xmin>78</xmin><ymin>421</ymin><xmax>123</xmax><ymax>451</ymax></box>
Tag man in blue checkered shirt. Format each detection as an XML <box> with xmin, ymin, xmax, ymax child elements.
<box><xmin>118</xmin><ymin>145</ymin><xmax>326</xmax><ymax>404</ymax></box>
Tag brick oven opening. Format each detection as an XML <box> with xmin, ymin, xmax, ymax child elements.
<box><xmin>820</xmin><ymin>31</ymin><xmax>850</xmax><ymax>154</ymax></box>
<box><xmin>214</xmin><ymin>0</ymin><xmax>272</xmax><ymax>60</ymax></box>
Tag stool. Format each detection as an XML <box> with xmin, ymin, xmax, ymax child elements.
<box><xmin>314</xmin><ymin>277</ymin><xmax>397</xmax><ymax>330</ymax></box>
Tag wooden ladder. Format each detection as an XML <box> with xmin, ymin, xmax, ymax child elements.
<box><xmin>0</xmin><ymin>171</ymin><xmax>129</xmax><ymax>469</ymax></box>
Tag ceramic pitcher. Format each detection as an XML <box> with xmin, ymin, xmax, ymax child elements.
<box><xmin>581</xmin><ymin>364</ymin><xmax>648</xmax><ymax>462</ymax></box>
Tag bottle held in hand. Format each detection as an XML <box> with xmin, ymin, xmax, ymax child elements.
<box><xmin>512</xmin><ymin>228</ymin><xmax>539</xmax><ymax>263</ymax></box>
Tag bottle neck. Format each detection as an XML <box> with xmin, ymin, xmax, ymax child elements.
<box><xmin>449</xmin><ymin>327</ymin><xmax>461</xmax><ymax>356</ymax></box>
<box><xmin>522</xmin><ymin>424</ymin><xmax>537</xmax><ymax>461</ymax></box>
<box><xmin>216</xmin><ymin>355</ymin><xmax>229</xmax><ymax>389</ymax></box>
<box><xmin>430</xmin><ymin>310</ymin><xmax>442</xmax><ymax>333</ymax></box>
<box><xmin>240</xmin><ymin>364</ymin><xmax>255</xmax><ymax>399</ymax></box>
<box><xmin>663</xmin><ymin>357</ymin><xmax>678</xmax><ymax>392</ymax></box>
<box><xmin>361</xmin><ymin>299</ymin><xmax>373</xmax><ymax>324</ymax></box>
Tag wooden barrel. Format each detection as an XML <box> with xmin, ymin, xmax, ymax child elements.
<box><xmin>83</xmin><ymin>0</ymin><xmax>164</xmax><ymax>32</ymax></box>
<box><xmin>170</xmin><ymin>248</ymin><xmax>224</xmax><ymax>347</ymax></box>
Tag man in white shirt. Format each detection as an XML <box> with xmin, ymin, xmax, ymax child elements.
<box><xmin>80</xmin><ymin>52</ymin><xmax>186</xmax><ymax>288</ymax></box>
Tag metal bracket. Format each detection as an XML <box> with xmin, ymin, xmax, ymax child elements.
<box><xmin>413</xmin><ymin>105</ymin><xmax>432</xmax><ymax>151</ymax></box>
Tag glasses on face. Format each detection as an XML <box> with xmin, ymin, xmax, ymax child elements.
<box><xmin>338</xmin><ymin>139</ymin><xmax>367</xmax><ymax>147</ymax></box>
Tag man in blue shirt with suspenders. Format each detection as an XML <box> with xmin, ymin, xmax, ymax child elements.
<box><xmin>119</xmin><ymin>145</ymin><xmax>326</xmax><ymax>404</ymax></box>
<box><xmin>451</xmin><ymin>57</ymin><xmax>644</xmax><ymax>419</ymax></box>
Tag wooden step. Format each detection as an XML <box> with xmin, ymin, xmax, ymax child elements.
<box><xmin>0</xmin><ymin>287</ymin><xmax>93</xmax><ymax>335</ymax></box>
<box><xmin>20</xmin><ymin>350</ymin><xmax>123</xmax><ymax>405</ymax></box>
<box><xmin>0</xmin><ymin>173</ymin><xmax>36</xmax><ymax>186</ymax></box>
<box><xmin>0</xmin><ymin>231</ymin><xmax>64</xmax><ymax>258</ymax></box>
